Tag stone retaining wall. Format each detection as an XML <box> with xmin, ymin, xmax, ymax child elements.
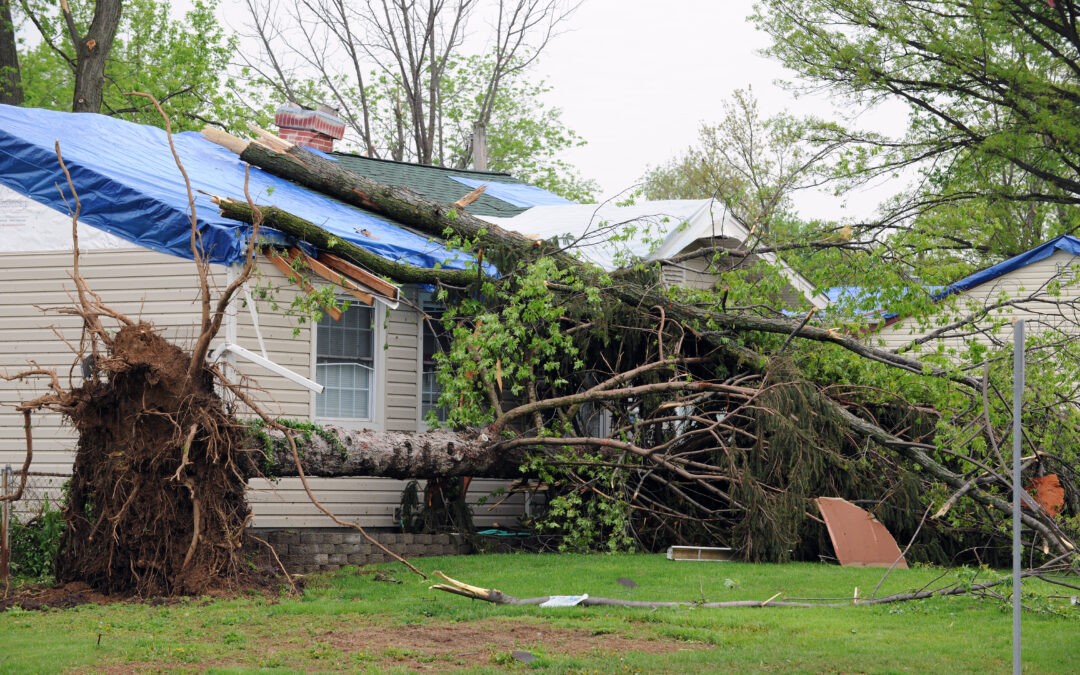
<box><xmin>249</xmin><ymin>528</ymin><xmax>470</xmax><ymax>574</ymax></box>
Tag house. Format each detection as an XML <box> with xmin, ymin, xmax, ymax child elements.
<box><xmin>864</xmin><ymin>236</ymin><xmax>1080</xmax><ymax>355</ymax></box>
<box><xmin>0</xmin><ymin>104</ymin><xmax>549</xmax><ymax>541</ymax></box>
<box><xmin>0</xmin><ymin>104</ymin><xmax>831</xmax><ymax>570</ymax></box>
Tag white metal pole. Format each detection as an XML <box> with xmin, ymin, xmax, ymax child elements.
<box><xmin>1012</xmin><ymin>319</ymin><xmax>1024</xmax><ymax>675</ymax></box>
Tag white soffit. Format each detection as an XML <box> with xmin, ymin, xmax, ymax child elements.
<box><xmin>0</xmin><ymin>184</ymin><xmax>134</xmax><ymax>253</ymax></box>
<box><xmin>483</xmin><ymin>199</ymin><xmax>717</xmax><ymax>270</ymax></box>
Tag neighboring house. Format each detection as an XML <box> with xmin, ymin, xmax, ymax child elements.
<box><xmin>484</xmin><ymin>200</ymin><xmax>830</xmax><ymax>310</ymax></box>
<box><xmin>0</xmin><ymin>104</ymin><xmax>550</xmax><ymax>530</ymax></box>
<box><xmin>864</xmin><ymin>236</ymin><xmax>1080</xmax><ymax>354</ymax></box>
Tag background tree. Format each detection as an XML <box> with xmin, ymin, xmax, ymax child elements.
<box><xmin>640</xmin><ymin>88</ymin><xmax>859</xmax><ymax>288</ymax></box>
<box><xmin>0</xmin><ymin>0</ymin><xmax>21</xmax><ymax>105</ymax></box>
<box><xmin>15</xmin><ymin>0</ymin><xmax>252</xmax><ymax>129</ymax></box>
<box><xmin>238</xmin><ymin>0</ymin><xmax>593</xmax><ymax>199</ymax></box>
<box><xmin>753</xmin><ymin>0</ymin><xmax>1080</xmax><ymax>271</ymax></box>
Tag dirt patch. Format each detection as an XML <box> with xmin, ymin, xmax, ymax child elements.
<box><xmin>81</xmin><ymin>616</ymin><xmax>704</xmax><ymax>673</ymax></box>
<box><xmin>0</xmin><ymin>581</ymin><xmax>120</xmax><ymax>611</ymax></box>
<box><xmin>319</xmin><ymin>616</ymin><xmax>702</xmax><ymax>671</ymax></box>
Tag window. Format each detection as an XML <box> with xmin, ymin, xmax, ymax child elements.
<box><xmin>315</xmin><ymin>304</ymin><xmax>374</xmax><ymax>419</ymax></box>
<box><xmin>420</xmin><ymin>292</ymin><xmax>450</xmax><ymax>423</ymax></box>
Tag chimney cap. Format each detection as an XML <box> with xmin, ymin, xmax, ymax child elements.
<box><xmin>274</xmin><ymin>103</ymin><xmax>346</xmax><ymax>141</ymax></box>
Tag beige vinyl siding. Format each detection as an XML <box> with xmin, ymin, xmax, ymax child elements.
<box><xmin>383</xmin><ymin>301</ymin><xmax>421</xmax><ymax>432</ymax></box>
<box><xmin>869</xmin><ymin>249</ymin><xmax>1080</xmax><ymax>354</ymax></box>
<box><xmin>233</xmin><ymin>270</ymin><xmax>312</xmax><ymax>420</ymax></box>
<box><xmin>0</xmin><ymin>248</ymin><xmax>211</xmax><ymax>476</ymax></box>
<box><xmin>248</xmin><ymin>477</ymin><xmax>535</xmax><ymax>529</ymax></box>
<box><xmin>0</xmin><ymin>247</ymin><xmax>535</xmax><ymax>530</ymax></box>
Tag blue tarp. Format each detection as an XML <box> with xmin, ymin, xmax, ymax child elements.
<box><xmin>0</xmin><ymin>105</ymin><xmax>478</xmax><ymax>269</ymax></box>
<box><xmin>823</xmin><ymin>285</ymin><xmax>944</xmax><ymax>319</ymax></box>
<box><xmin>939</xmin><ymin>235</ymin><xmax>1080</xmax><ymax>298</ymax></box>
<box><xmin>448</xmin><ymin>175</ymin><xmax>572</xmax><ymax>207</ymax></box>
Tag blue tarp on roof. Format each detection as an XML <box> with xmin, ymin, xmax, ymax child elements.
<box><xmin>448</xmin><ymin>175</ymin><xmax>572</xmax><ymax>208</ymax></box>
<box><xmin>0</xmin><ymin>105</ymin><xmax>477</xmax><ymax>269</ymax></box>
<box><xmin>824</xmin><ymin>285</ymin><xmax>944</xmax><ymax>319</ymax></box>
<box><xmin>939</xmin><ymin>235</ymin><xmax>1080</xmax><ymax>298</ymax></box>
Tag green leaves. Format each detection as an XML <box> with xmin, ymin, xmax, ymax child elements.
<box><xmin>18</xmin><ymin>0</ymin><xmax>262</xmax><ymax>131</ymax></box>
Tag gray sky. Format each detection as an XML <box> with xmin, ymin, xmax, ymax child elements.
<box><xmin>528</xmin><ymin>0</ymin><xmax>903</xmax><ymax>219</ymax></box>
<box><xmin>535</xmin><ymin>0</ymin><xmax>792</xmax><ymax>195</ymax></box>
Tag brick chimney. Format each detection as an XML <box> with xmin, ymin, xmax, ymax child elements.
<box><xmin>274</xmin><ymin>102</ymin><xmax>345</xmax><ymax>152</ymax></box>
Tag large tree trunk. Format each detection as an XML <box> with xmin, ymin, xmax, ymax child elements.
<box><xmin>70</xmin><ymin>0</ymin><xmax>122</xmax><ymax>113</ymax></box>
<box><xmin>254</xmin><ymin>426</ymin><xmax>522</xmax><ymax>479</ymax></box>
<box><xmin>0</xmin><ymin>0</ymin><xmax>21</xmax><ymax>105</ymax></box>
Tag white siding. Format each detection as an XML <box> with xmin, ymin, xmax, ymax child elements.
<box><xmin>0</xmin><ymin>247</ymin><xmax>534</xmax><ymax>530</ymax></box>
<box><xmin>869</xmin><ymin>250</ymin><xmax>1080</xmax><ymax>354</ymax></box>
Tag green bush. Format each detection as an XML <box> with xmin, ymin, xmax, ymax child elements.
<box><xmin>10</xmin><ymin>499</ymin><xmax>64</xmax><ymax>581</ymax></box>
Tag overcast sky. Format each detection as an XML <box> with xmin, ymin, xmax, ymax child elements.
<box><xmin>534</xmin><ymin>1</ymin><xmax>794</xmax><ymax>194</ymax></box>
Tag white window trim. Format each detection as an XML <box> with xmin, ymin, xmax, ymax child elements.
<box><xmin>309</xmin><ymin>295</ymin><xmax>386</xmax><ymax>431</ymax></box>
<box><xmin>415</xmin><ymin>288</ymin><xmax>448</xmax><ymax>432</ymax></box>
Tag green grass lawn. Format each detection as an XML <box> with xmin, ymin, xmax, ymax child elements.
<box><xmin>1</xmin><ymin>554</ymin><xmax>1077</xmax><ymax>674</ymax></box>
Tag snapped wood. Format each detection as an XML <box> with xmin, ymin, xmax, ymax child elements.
<box><xmin>263</xmin><ymin>249</ymin><xmax>343</xmax><ymax>321</ymax></box>
<box><xmin>288</xmin><ymin>247</ymin><xmax>374</xmax><ymax>306</ymax></box>
<box><xmin>318</xmin><ymin>252</ymin><xmax>399</xmax><ymax>300</ymax></box>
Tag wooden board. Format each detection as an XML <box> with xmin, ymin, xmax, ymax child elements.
<box><xmin>815</xmin><ymin>497</ymin><xmax>907</xmax><ymax>569</ymax></box>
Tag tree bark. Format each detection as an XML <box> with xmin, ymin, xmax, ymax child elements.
<box><xmin>213</xmin><ymin>198</ymin><xmax>476</xmax><ymax>287</ymax></box>
<box><xmin>253</xmin><ymin>426</ymin><xmax>524</xmax><ymax>479</ymax></box>
<box><xmin>203</xmin><ymin>131</ymin><xmax>579</xmax><ymax>270</ymax></box>
<box><xmin>0</xmin><ymin>0</ymin><xmax>21</xmax><ymax>105</ymax></box>
<box><xmin>70</xmin><ymin>0</ymin><xmax>123</xmax><ymax>113</ymax></box>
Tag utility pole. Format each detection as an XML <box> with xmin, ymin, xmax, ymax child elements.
<box><xmin>1012</xmin><ymin>320</ymin><xmax>1024</xmax><ymax>675</ymax></box>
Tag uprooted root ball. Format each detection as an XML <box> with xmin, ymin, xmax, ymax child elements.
<box><xmin>55</xmin><ymin>322</ymin><xmax>251</xmax><ymax>596</ymax></box>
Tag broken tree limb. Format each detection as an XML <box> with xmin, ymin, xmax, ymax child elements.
<box><xmin>429</xmin><ymin>570</ymin><xmax>1059</xmax><ymax>609</ymax></box>
<box><xmin>213</xmin><ymin>198</ymin><xmax>476</xmax><ymax>287</ymax></box>
<box><xmin>204</xmin><ymin>126</ymin><xmax>1079</xmax><ymax>562</ymax></box>
<box><xmin>211</xmin><ymin>130</ymin><xmax>984</xmax><ymax>394</ymax></box>
<box><xmin>201</xmin><ymin>129</ymin><xmax>579</xmax><ymax>269</ymax></box>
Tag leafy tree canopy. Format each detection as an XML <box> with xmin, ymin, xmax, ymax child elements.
<box><xmin>17</xmin><ymin>0</ymin><xmax>261</xmax><ymax>131</ymax></box>
<box><xmin>752</xmin><ymin>0</ymin><xmax>1080</xmax><ymax>270</ymax></box>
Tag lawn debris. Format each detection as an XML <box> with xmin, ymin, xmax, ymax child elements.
<box><xmin>815</xmin><ymin>497</ymin><xmax>907</xmax><ymax>569</ymax></box>
<box><xmin>428</xmin><ymin>569</ymin><xmax>1071</xmax><ymax>610</ymax></box>
<box><xmin>666</xmin><ymin>546</ymin><xmax>734</xmax><ymax>562</ymax></box>
<box><xmin>511</xmin><ymin>650</ymin><xmax>538</xmax><ymax>664</ymax></box>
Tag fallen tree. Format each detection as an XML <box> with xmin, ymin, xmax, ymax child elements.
<box><xmin>206</xmin><ymin>129</ymin><xmax>1079</xmax><ymax>563</ymax></box>
<box><xmin>3</xmin><ymin>110</ymin><xmax>1077</xmax><ymax>600</ymax></box>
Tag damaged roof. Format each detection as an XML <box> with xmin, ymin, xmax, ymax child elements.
<box><xmin>330</xmin><ymin>153</ymin><xmax>566</xmax><ymax>218</ymax></box>
<box><xmin>0</xmin><ymin>105</ymin><xmax>561</xmax><ymax>269</ymax></box>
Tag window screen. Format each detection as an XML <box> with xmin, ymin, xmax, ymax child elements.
<box><xmin>420</xmin><ymin>292</ymin><xmax>449</xmax><ymax>422</ymax></box>
<box><xmin>315</xmin><ymin>304</ymin><xmax>374</xmax><ymax>419</ymax></box>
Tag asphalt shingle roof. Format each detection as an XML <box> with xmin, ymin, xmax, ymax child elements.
<box><xmin>331</xmin><ymin>153</ymin><xmax>532</xmax><ymax>217</ymax></box>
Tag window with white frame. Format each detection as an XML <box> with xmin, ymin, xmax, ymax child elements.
<box><xmin>420</xmin><ymin>291</ymin><xmax>449</xmax><ymax>422</ymax></box>
<box><xmin>315</xmin><ymin>304</ymin><xmax>374</xmax><ymax>419</ymax></box>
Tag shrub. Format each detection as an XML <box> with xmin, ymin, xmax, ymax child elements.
<box><xmin>10</xmin><ymin>498</ymin><xmax>65</xmax><ymax>581</ymax></box>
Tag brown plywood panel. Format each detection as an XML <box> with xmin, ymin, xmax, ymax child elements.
<box><xmin>816</xmin><ymin>497</ymin><xmax>908</xmax><ymax>569</ymax></box>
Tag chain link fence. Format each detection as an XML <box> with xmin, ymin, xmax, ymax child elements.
<box><xmin>2</xmin><ymin>466</ymin><xmax>70</xmax><ymax>584</ymax></box>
